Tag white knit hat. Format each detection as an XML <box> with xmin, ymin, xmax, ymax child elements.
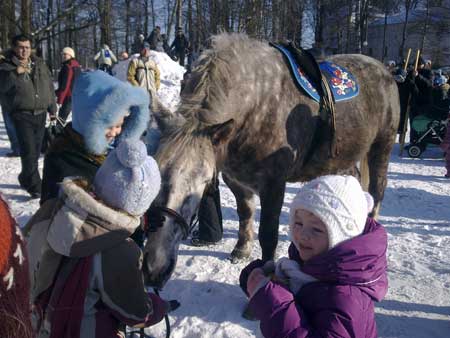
<box><xmin>93</xmin><ymin>139</ymin><xmax>161</xmax><ymax>216</ymax></box>
<box><xmin>61</xmin><ymin>47</ymin><xmax>75</xmax><ymax>58</ymax></box>
<box><xmin>289</xmin><ymin>175</ymin><xmax>374</xmax><ymax>249</ymax></box>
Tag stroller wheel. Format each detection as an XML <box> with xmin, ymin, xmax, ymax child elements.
<box><xmin>407</xmin><ymin>145</ymin><xmax>422</xmax><ymax>158</ymax></box>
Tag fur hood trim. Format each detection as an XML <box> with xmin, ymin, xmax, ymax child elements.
<box><xmin>72</xmin><ymin>70</ymin><xmax>150</xmax><ymax>155</ymax></box>
<box><xmin>47</xmin><ymin>178</ymin><xmax>141</xmax><ymax>257</ymax></box>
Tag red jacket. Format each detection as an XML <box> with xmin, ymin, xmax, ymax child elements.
<box><xmin>56</xmin><ymin>58</ymin><xmax>81</xmax><ymax>104</ymax></box>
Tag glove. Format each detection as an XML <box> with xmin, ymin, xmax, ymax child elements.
<box><xmin>275</xmin><ymin>257</ymin><xmax>317</xmax><ymax>295</ymax></box>
<box><xmin>239</xmin><ymin>259</ymin><xmax>265</xmax><ymax>296</ymax></box>
<box><xmin>146</xmin><ymin>293</ymin><xmax>178</xmax><ymax>326</ymax></box>
<box><xmin>247</xmin><ymin>268</ymin><xmax>270</xmax><ymax>298</ymax></box>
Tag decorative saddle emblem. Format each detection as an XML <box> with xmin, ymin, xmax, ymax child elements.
<box><xmin>273</xmin><ymin>44</ymin><xmax>359</xmax><ymax>103</ymax></box>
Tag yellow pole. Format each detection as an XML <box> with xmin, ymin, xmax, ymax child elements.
<box><xmin>403</xmin><ymin>48</ymin><xmax>412</xmax><ymax>71</ymax></box>
<box><xmin>414</xmin><ymin>49</ymin><xmax>421</xmax><ymax>71</ymax></box>
<box><xmin>399</xmin><ymin>49</ymin><xmax>421</xmax><ymax>157</ymax></box>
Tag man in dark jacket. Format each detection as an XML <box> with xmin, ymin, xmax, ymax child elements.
<box><xmin>146</xmin><ymin>26</ymin><xmax>162</xmax><ymax>51</ymax></box>
<box><xmin>0</xmin><ymin>35</ymin><xmax>56</xmax><ymax>198</ymax></box>
<box><xmin>409</xmin><ymin>58</ymin><xmax>433</xmax><ymax>141</ymax></box>
<box><xmin>55</xmin><ymin>47</ymin><xmax>81</xmax><ymax>122</ymax></box>
<box><xmin>170</xmin><ymin>28</ymin><xmax>189</xmax><ymax>66</ymax></box>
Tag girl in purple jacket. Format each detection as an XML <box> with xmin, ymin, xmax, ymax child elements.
<box><xmin>240</xmin><ymin>175</ymin><xmax>388</xmax><ymax>338</ymax></box>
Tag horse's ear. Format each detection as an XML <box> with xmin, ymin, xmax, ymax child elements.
<box><xmin>207</xmin><ymin>119</ymin><xmax>234</xmax><ymax>146</ymax></box>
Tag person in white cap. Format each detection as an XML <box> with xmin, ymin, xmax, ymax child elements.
<box><xmin>55</xmin><ymin>47</ymin><xmax>81</xmax><ymax>122</ymax></box>
<box><xmin>240</xmin><ymin>175</ymin><xmax>388</xmax><ymax>338</ymax></box>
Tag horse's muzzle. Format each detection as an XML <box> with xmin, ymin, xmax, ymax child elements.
<box><xmin>142</xmin><ymin>253</ymin><xmax>177</xmax><ymax>289</ymax></box>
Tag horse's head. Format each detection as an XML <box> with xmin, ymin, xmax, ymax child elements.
<box><xmin>142</xmin><ymin>118</ymin><xmax>234</xmax><ymax>288</ymax></box>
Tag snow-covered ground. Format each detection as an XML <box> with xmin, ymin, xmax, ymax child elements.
<box><xmin>1</xmin><ymin>52</ymin><xmax>449</xmax><ymax>338</ymax></box>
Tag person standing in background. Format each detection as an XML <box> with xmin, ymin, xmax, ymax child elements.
<box><xmin>93</xmin><ymin>44</ymin><xmax>117</xmax><ymax>75</ymax></box>
<box><xmin>127</xmin><ymin>44</ymin><xmax>160</xmax><ymax>111</ymax></box>
<box><xmin>146</xmin><ymin>26</ymin><xmax>162</xmax><ymax>51</ymax></box>
<box><xmin>55</xmin><ymin>47</ymin><xmax>81</xmax><ymax>123</ymax></box>
<box><xmin>170</xmin><ymin>28</ymin><xmax>189</xmax><ymax>67</ymax></box>
<box><xmin>0</xmin><ymin>34</ymin><xmax>57</xmax><ymax>199</ymax></box>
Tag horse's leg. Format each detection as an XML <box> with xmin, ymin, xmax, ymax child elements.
<box><xmin>258</xmin><ymin>179</ymin><xmax>286</xmax><ymax>261</ymax></box>
<box><xmin>367</xmin><ymin>134</ymin><xmax>396</xmax><ymax>218</ymax></box>
<box><xmin>222</xmin><ymin>174</ymin><xmax>256</xmax><ymax>263</ymax></box>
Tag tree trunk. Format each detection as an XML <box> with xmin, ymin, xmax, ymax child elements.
<box><xmin>167</xmin><ymin>0</ymin><xmax>178</xmax><ymax>38</ymax></box>
<box><xmin>1</xmin><ymin>0</ymin><xmax>16</xmax><ymax>49</ymax></box>
<box><xmin>420</xmin><ymin>0</ymin><xmax>429</xmax><ymax>51</ymax></box>
<box><xmin>46</xmin><ymin>0</ymin><xmax>54</xmax><ymax>72</ymax></box>
<box><xmin>151</xmin><ymin>0</ymin><xmax>156</xmax><ymax>30</ymax></box>
<box><xmin>98</xmin><ymin>0</ymin><xmax>112</xmax><ymax>46</ymax></box>
<box><xmin>345</xmin><ymin>0</ymin><xmax>353</xmax><ymax>53</ymax></box>
<box><xmin>187</xmin><ymin>0</ymin><xmax>193</xmax><ymax>48</ymax></box>
<box><xmin>176</xmin><ymin>0</ymin><xmax>182</xmax><ymax>30</ymax></box>
<box><xmin>355</xmin><ymin>0</ymin><xmax>361</xmax><ymax>53</ymax></box>
<box><xmin>381</xmin><ymin>0</ymin><xmax>388</xmax><ymax>62</ymax></box>
<box><xmin>399</xmin><ymin>0</ymin><xmax>412</xmax><ymax>58</ymax></box>
<box><xmin>125</xmin><ymin>0</ymin><xmax>131</xmax><ymax>52</ymax></box>
<box><xmin>144</xmin><ymin>0</ymin><xmax>149</xmax><ymax>37</ymax></box>
<box><xmin>315</xmin><ymin>0</ymin><xmax>324</xmax><ymax>48</ymax></box>
<box><xmin>21</xmin><ymin>0</ymin><xmax>32</xmax><ymax>36</ymax></box>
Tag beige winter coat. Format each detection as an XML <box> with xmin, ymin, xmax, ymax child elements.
<box><xmin>127</xmin><ymin>57</ymin><xmax>160</xmax><ymax>96</ymax></box>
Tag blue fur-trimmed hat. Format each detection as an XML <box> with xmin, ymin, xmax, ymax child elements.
<box><xmin>72</xmin><ymin>71</ymin><xmax>150</xmax><ymax>155</ymax></box>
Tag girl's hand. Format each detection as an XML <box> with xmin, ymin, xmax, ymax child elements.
<box><xmin>247</xmin><ymin>268</ymin><xmax>269</xmax><ymax>298</ymax></box>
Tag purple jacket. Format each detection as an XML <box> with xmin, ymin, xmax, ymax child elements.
<box><xmin>242</xmin><ymin>218</ymin><xmax>388</xmax><ymax>338</ymax></box>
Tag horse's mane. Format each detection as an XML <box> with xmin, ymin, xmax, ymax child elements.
<box><xmin>178</xmin><ymin>33</ymin><xmax>269</xmax><ymax>125</ymax></box>
<box><xmin>158</xmin><ymin>34</ymin><xmax>273</xmax><ymax>159</ymax></box>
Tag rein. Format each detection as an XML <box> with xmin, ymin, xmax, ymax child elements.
<box><xmin>145</xmin><ymin>205</ymin><xmax>193</xmax><ymax>240</ymax></box>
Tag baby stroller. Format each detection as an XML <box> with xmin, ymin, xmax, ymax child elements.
<box><xmin>406</xmin><ymin>113</ymin><xmax>448</xmax><ymax>158</ymax></box>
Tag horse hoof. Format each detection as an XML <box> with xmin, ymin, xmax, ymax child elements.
<box><xmin>229</xmin><ymin>247</ymin><xmax>251</xmax><ymax>264</ymax></box>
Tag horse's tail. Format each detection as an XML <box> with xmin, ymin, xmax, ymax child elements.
<box><xmin>360</xmin><ymin>154</ymin><xmax>370</xmax><ymax>192</ymax></box>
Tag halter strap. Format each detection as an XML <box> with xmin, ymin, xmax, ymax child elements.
<box><xmin>147</xmin><ymin>205</ymin><xmax>192</xmax><ymax>240</ymax></box>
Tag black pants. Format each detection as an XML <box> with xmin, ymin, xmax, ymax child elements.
<box><xmin>99</xmin><ymin>64</ymin><xmax>113</xmax><ymax>75</ymax></box>
<box><xmin>12</xmin><ymin>112</ymin><xmax>46</xmax><ymax>193</ymax></box>
<box><xmin>59</xmin><ymin>97</ymin><xmax>72</xmax><ymax>122</ymax></box>
<box><xmin>177</xmin><ymin>51</ymin><xmax>186</xmax><ymax>67</ymax></box>
<box><xmin>197</xmin><ymin>175</ymin><xmax>223</xmax><ymax>242</ymax></box>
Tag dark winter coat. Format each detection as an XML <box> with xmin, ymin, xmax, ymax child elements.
<box><xmin>396</xmin><ymin>74</ymin><xmax>415</xmax><ymax>133</ymax></box>
<box><xmin>25</xmin><ymin>178</ymin><xmax>168</xmax><ymax>338</ymax></box>
<box><xmin>146</xmin><ymin>29</ymin><xmax>161</xmax><ymax>50</ymax></box>
<box><xmin>170</xmin><ymin>34</ymin><xmax>189</xmax><ymax>53</ymax></box>
<box><xmin>410</xmin><ymin>69</ymin><xmax>433</xmax><ymax>115</ymax></box>
<box><xmin>0</xmin><ymin>50</ymin><xmax>56</xmax><ymax>114</ymax></box>
<box><xmin>430</xmin><ymin>84</ymin><xmax>450</xmax><ymax>120</ymax></box>
<box><xmin>240</xmin><ymin>218</ymin><xmax>388</xmax><ymax>338</ymax></box>
<box><xmin>40</xmin><ymin>123</ymin><xmax>106</xmax><ymax>204</ymax></box>
<box><xmin>55</xmin><ymin>58</ymin><xmax>81</xmax><ymax>105</ymax></box>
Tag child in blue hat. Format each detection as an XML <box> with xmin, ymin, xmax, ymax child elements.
<box><xmin>41</xmin><ymin>70</ymin><xmax>150</xmax><ymax>204</ymax></box>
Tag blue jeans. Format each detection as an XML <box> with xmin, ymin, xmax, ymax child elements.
<box><xmin>1</xmin><ymin>108</ymin><xmax>20</xmax><ymax>154</ymax></box>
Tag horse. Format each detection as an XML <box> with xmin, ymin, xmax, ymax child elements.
<box><xmin>142</xmin><ymin>33</ymin><xmax>399</xmax><ymax>288</ymax></box>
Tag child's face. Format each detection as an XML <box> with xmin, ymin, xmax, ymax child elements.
<box><xmin>105</xmin><ymin>116</ymin><xmax>126</xmax><ymax>143</ymax></box>
<box><xmin>291</xmin><ymin>209</ymin><xmax>329</xmax><ymax>262</ymax></box>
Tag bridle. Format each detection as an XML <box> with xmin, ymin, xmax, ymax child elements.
<box><xmin>128</xmin><ymin>205</ymin><xmax>193</xmax><ymax>338</ymax></box>
<box><xmin>145</xmin><ymin>205</ymin><xmax>194</xmax><ymax>241</ymax></box>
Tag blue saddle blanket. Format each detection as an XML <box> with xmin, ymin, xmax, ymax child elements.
<box><xmin>274</xmin><ymin>44</ymin><xmax>359</xmax><ymax>103</ymax></box>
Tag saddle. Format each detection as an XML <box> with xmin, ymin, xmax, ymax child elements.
<box><xmin>271</xmin><ymin>42</ymin><xmax>359</xmax><ymax>157</ymax></box>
